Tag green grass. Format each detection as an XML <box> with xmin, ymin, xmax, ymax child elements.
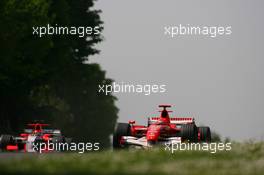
<box><xmin>0</xmin><ymin>142</ymin><xmax>263</xmax><ymax>175</ymax></box>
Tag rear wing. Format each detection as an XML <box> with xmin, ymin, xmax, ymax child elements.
<box><xmin>23</xmin><ymin>129</ymin><xmax>61</xmax><ymax>135</ymax></box>
<box><xmin>170</xmin><ymin>117</ymin><xmax>195</xmax><ymax>124</ymax></box>
<box><xmin>148</xmin><ymin>117</ymin><xmax>195</xmax><ymax>125</ymax></box>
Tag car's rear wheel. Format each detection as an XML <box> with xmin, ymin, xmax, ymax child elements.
<box><xmin>181</xmin><ymin>124</ymin><xmax>198</xmax><ymax>142</ymax></box>
<box><xmin>198</xmin><ymin>127</ymin><xmax>211</xmax><ymax>142</ymax></box>
<box><xmin>64</xmin><ymin>138</ymin><xmax>72</xmax><ymax>144</ymax></box>
<box><xmin>51</xmin><ymin>136</ymin><xmax>67</xmax><ymax>151</ymax></box>
<box><xmin>52</xmin><ymin>136</ymin><xmax>64</xmax><ymax>143</ymax></box>
<box><xmin>0</xmin><ymin>135</ymin><xmax>13</xmax><ymax>149</ymax></box>
<box><xmin>113</xmin><ymin>123</ymin><xmax>131</xmax><ymax>149</ymax></box>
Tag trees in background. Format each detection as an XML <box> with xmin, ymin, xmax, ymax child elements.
<box><xmin>0</xmin><ymin>0</ymin><xmax>118</xmax><ymax>147</ymax></box>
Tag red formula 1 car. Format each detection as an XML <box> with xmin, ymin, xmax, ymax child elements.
<box><xmin>0</xmin><ymin>122</ymin><xmax>71</xmax><ymax>152</ymax></box>
<box><xmin>113</xmin><ymin>105</ymin><xmax>211</xmax><ymax>149</ymax></box>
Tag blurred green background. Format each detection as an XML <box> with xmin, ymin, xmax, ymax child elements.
<box><xmin>0</xmin><ymin>0</ymin><xmax>118</xmax><ymax>147</ymax></box>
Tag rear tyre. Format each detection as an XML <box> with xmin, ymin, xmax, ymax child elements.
<box><xmin>52</xmin><ymin>136</ymin><xmax>64</xmax><ymax>143</ymax></box>
<box><xmin>64</xmin><ymin>138</ymin><xmax>72</xmax><ymax>144</ymax></box>
<box><xmin>0</xmin><ymin>135</ymin><xmax>13</xmax><ymax>149</ymax></box>
<box><xmin>113</xmin><ymin>123</ymin><xmax>131</xmax><ymax>149</ymax></box>
<box><xmin>198</xmin><ymin>127</ymin><xmax>211</xmax><ymax>142</ymax></box>
<box><xmin>52</xmin><ymin>136</ymin><xmax>65</xmax><ymax>151</ymax></box>
<box><xmin>181</xmin><ymin>124</ymin><xmax>198</xmax><ymax>142</ymax></box>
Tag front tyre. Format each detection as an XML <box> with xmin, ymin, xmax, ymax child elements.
<box><xmin>0</xmin><ymin>135</ymin><xmax>13</xmax><ymax>150</ymax></box>
<box><xmin>113</xmin><ymin>123</ymin><xmax>131</xmax><ymax>149</ymax></box>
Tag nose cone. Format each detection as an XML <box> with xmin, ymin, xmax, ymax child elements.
<box><xmin>146</xmin><ymin>125</ymin><xmax>161</xmax><ymax>141</ymax></box>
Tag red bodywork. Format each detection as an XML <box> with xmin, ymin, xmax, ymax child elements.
<box><xmin>129</xmin><ymin>105</ymin><xmax>191</xmax><ymax>143</ymax></box>
<box><xmin>4</xmin><ymin>123</ymin><xmax>57</xmax><ymax>152</ymax></box>
<box><xmin>114</xmin><ymin>104</ymin><xmax>210</xmax><ymax>149</ymax></box>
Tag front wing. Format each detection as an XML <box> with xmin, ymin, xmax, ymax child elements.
<box><xmin>120</xmin><ymin>136</ymin><xmax>181</xmax><ymax>148</ymax></box>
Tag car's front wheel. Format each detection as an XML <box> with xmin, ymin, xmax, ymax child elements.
<box><xmin>113</xmin><ymin>123</ymin><xmax>131</xmax><ymax>149</ymax></box>
<box><xmin>0</xmin><ymin>135</ymin><xmax>13</xmax><ymax>150</ymax></box>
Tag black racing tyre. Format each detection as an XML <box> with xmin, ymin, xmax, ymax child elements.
<box><xmin>198</xmin><ymin>127</ymin><xmax>211</xmax><ymax>142</ymax></box>
<box><xmin>181</xmin><ymin>124</ymin><xmax>198</xmax><ymax>142</ymax></box>
<box><xmin>52</xmin><ymin>136</ymin><xmax>66</xmax><ymax>151</ymax></box>
<box><xmin>64</xmin><ymin>138</ymin><xmax>72</xmax><ymax>144</ymax></box>
<box><xmin>0</xmin><ymin>135</ymin><xmax>13</xmax><ymax>149</ymax></box>
<box><xmin>52</xmin><ymin>136</ymin><xmax>64</xmax><ymax>143</ymax></box>
<box><xmin>113</xmin><ymin>123</ymin><xmax>131</xmax><ymax>149</ymax></box>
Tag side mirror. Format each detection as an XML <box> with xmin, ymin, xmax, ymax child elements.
<box><xmin>129</xmin><ymin>120</ymin><xmax>135</xmax><ymax>124</ymax></box>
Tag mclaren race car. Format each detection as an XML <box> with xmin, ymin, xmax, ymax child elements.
<box><xmin>113</xmin><ymin>105</ymin><xmax>211</xmax><ymax>149</ymax></box>
<box><xmin>0</xmin><ymin>122</ymin><xmax>71</xmax><ymax>152</ymax></box>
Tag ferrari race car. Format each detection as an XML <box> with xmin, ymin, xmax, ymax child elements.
<box><xmin>113</xmin><ymin>105</ymin><xmax>211</xmax><ymax>149</ymax></box>
<box><xmin>0</xmin><ymin>122</ymin><xmax>71</xmax><ymax>152</ymax></box>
